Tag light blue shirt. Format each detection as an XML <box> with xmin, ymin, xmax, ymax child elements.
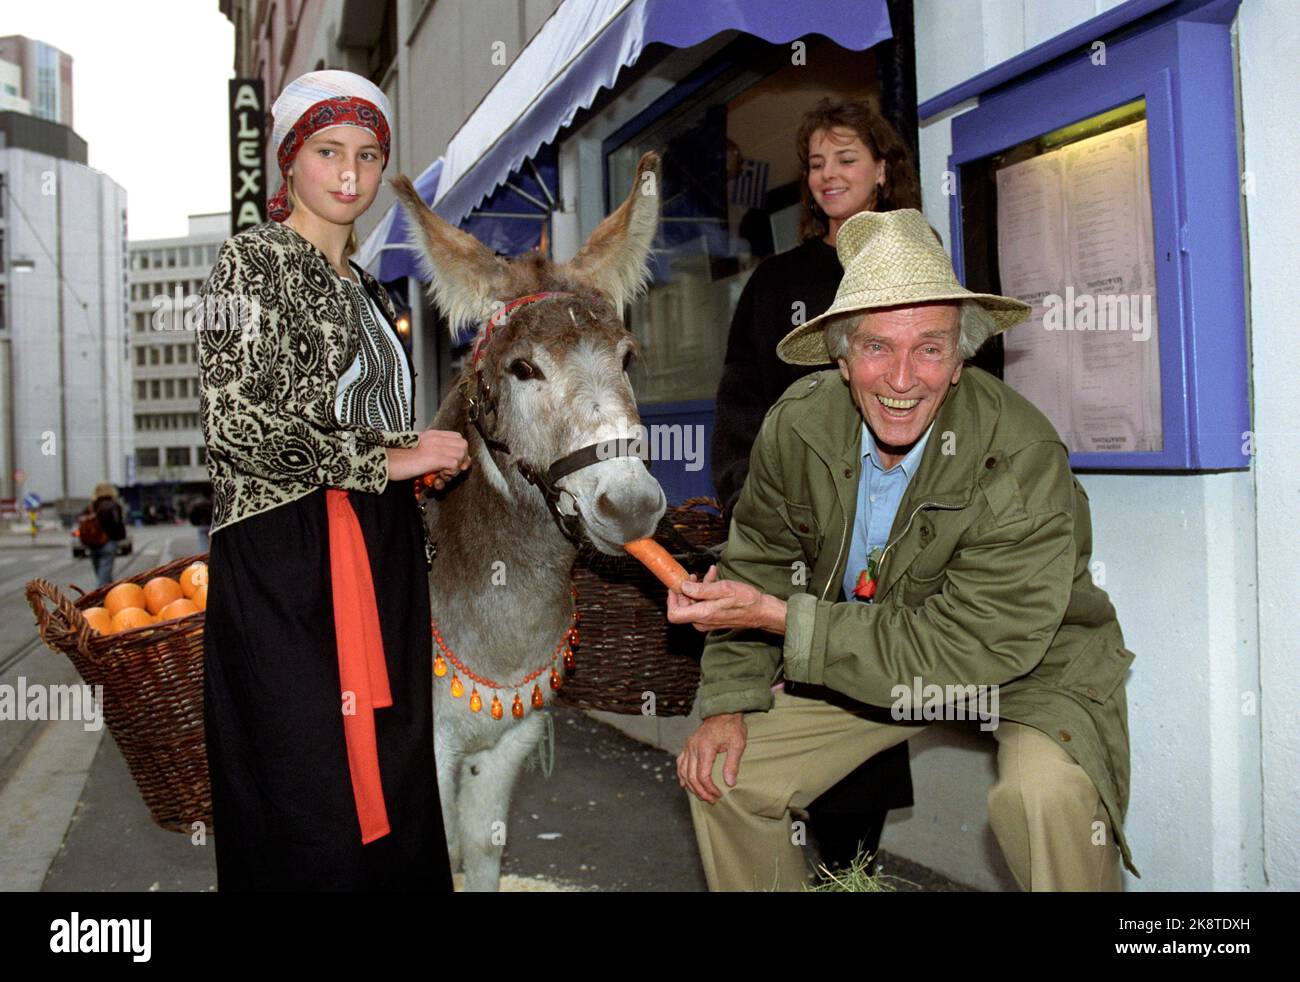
<box><xmin>841</xmin><ymin>420</ymin><xmax>935</xmax><ymax>603</ymax></box>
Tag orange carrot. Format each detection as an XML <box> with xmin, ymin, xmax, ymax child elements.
<box><xmin>624</xmin><ymin>537</ymin><xmax>688</xmax><ymax>592</ymax></box>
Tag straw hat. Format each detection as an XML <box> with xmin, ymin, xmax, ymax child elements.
<box><xmin>775</xmin><ymin>208</ymin><xmax>1031</xmax><ymax>365</ymax></box>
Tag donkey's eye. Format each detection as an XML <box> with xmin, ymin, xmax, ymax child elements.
<box><xmin>622</xmin><ymin>349</ymin><xmax>635</xmax><ymax>372</ymax></box>
<box><xmin>509</xmin><ymin>358</ymin><xmax>544</xmax><ymax>381</ymax></box>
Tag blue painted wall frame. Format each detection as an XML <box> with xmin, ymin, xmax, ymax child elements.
<box><xmin>942</xmin><ymin>0</ymin><xmax>1249</xmax><ymax>470</ymax></box>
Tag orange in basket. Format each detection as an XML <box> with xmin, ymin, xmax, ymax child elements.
<box><xmin>105</xmin><ymin>582</ymin><xmax>147</xmax><ymax>616</ymax></box>
<box><xmin>83</xmin><ymin>607</ymin><xmax>114</xmax><ymax>635</ymax></box>
<box><xmin>179</xmin><ymin>563</ymin><xmax>207</xmax><ymax>598</ymax></box>
<box><xmin>158</xmin><ymin>598</ymin><xmax>201</xmax><ymax>622</ymax></box>
<box><xmin>111</xmin><ymin>607</ymin><xmax>155</xmax><ymax>633</ymax></box>
<box><xmin>144</xmin><ymin>577</ymin><xmax>184</xmax><ymax>615</ymax></box>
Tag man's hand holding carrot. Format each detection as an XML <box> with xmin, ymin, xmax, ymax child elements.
<box><xmin>666</xmin><ymin>564</ymin><xmax>787</xmax><ymax>635</ymax></box>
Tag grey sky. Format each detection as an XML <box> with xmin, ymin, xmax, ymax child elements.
<box><xmin>2</xmin><ymin>0</ymin><xmax>235</xmax><ymax>240</ymax></box>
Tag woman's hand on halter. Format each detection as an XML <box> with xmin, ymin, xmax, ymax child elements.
<box><xmin>386</xmin><ymin>429</ymin><xmax>471</xmax><ymax>487</ymax></box>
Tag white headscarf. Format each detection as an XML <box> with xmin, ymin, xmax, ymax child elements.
<box><xmin>271</xmin><ymin>70</ymin><xmax>393</xmax><ymax>156</ymax></box>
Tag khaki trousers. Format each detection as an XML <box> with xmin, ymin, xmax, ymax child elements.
<box><xmin>688</xmin><ymin>688</ymin><xmax>1122</xmax><ymax>891</ymax></box>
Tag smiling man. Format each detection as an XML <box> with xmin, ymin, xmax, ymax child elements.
<box><xmin>667</xmin><ymin>208</ymin><xmax>1140</xmax><ymax>891</ymax></box>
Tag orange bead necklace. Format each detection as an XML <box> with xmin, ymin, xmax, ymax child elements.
<box><xmin>431</xmin><ymin>582</ymin><xmax>580</xmax><ymax>720</ymax></box>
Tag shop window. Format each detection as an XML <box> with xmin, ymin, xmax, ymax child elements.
<box><xmin>604</xmin><ymin>38</ymin><xmax>879</xmax><ymax>405</ymax></box>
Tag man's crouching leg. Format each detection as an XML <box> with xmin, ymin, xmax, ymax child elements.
<box><xmin>688</xmin><ymin>688</ymin><xmax>918</xmax><ymax>892</ymax></box>
<box><xmin>987</xmin><ymin>720</ymin><xmax>1123</xmax><ymax>891</ymax></box>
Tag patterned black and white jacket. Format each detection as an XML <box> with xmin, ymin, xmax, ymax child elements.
<box><xmin>196</xmin><ymin>220</ymin><xmax>422</xmax><ymax>537</ymax></box>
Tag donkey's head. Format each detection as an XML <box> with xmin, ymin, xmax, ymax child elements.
<box><xmin>391</xmin><ymin>152</ymin><xmax>667</xmax><ymax>554</ymax></box>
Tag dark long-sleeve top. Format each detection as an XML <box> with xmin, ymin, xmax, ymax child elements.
<box><xmin>711</xmin><ymin>237</ymin><xmax>840</xmax><ymax>521</ymax></box>
<box><xmin>92</xmin><ymin>497</ymin><xmax>126</xmax><ymax>541</ymax></box>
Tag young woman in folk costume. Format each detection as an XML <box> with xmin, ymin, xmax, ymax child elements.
<box><xmin>197</xmin><ymin>70</ymin><xmax>469</xmax><ymax>890</ymax></box>
<box><xmin>708</xmin><ymin>98</ymin><xmax>923</xmax><ymax>871</ymax></box>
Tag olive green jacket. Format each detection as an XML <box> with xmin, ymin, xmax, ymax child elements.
<box><xmin>697</xmin><ymin>366</ymin><xmax>1139</xmax><ymax>877</ymax></box>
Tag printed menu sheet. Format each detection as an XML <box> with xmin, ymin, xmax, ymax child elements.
<box><xmin>996</xmin><ymin>120</ymin><xmax>1162</xmax><ymax>453</ymax></box>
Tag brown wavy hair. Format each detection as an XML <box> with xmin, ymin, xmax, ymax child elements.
<box><xmin>796</xmin><ymin>98</ymin><xmax>921</xmax><ymax>242</ymax></box>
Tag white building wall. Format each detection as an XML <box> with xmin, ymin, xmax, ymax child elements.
<box><xmin>906</xmin><ymin>0</ymin><xmax>1293</xmax><ymax>891</ymax></box>
<box><xmin>1236</xmin><ymin>0</ymin><xmax>1300</xmax><ymax>892</ymax></box>
<box><xmin>1</xmin><ymin>149</ymin><xmax>129</xmax><ymax>510</ymax></box>
<box><xmin>128</xmin><ymin>222</ymin><xmax>226</xmax><ymax>490</ymax></box>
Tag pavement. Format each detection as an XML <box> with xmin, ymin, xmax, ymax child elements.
<box><xmin>24</xmin><ymin>702</ymin><xmax>970</xmax><ymax>892</ymax></box>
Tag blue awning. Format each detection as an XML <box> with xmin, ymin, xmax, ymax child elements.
<box><xmin>356</xmin><ymin>157</ymin><xmax>442</xmax><ymax>282</ymax></box>
<box><xmin>360</xmin><ymin>0</ymin><xmax>891</xmax><ymax>281</ymax></box>
<box><xmin>461</xmin><ymin>141</ymin><xmax>559</xmax><ymax>259</ymax></box>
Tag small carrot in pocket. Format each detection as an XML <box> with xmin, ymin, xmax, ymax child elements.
<box><xmin>624</xmin><ymin>537</ymin><xmax>689</xmax><ymax>592</ymax></box>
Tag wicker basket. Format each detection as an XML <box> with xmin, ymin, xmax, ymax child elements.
<box><xmin>561</xmin><ymin>497</ymin><xmax>727</xmax><ymax>716</ymax></box>
<box><xmin>25</xmin><ymin>555</ymin><xmax>213</xmax><ymax>834</ymax></box>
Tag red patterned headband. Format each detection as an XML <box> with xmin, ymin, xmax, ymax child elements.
<box><xmin>268</xmin><ymin>95</ymin><xmax>392</xmax><ymax>222</ymax></box>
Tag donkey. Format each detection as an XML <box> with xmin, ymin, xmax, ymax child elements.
<box><xmin>390</xmin><ymin>152</ymin><xmax>667</xmax><ymax>891</ymax></box>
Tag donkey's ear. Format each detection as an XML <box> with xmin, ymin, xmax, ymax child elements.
<box><xmin>565</xmin><ymin>151</ymin><xmax>660</xmax><ymax>311</ymax></box>
<box><xmin>390</xmin><ymin>174</ymin><xmax>510</xmax><ymax>335</ymax></box>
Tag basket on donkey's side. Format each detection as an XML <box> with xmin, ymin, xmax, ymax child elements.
<box><xmin>561</xmin><ymin>496</ymin><xmax>728</xmax><ymax>717</ymax></box>
<box><xmin>25</xmin><ymin>555</ymin><xmax>213</xmax><ymax>834</ymax></box>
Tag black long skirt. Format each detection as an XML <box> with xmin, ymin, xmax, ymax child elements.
<box><xmin>202</xmin><ymin>478</ymin><xmax>453</xmax><ymax>892</ymax></box>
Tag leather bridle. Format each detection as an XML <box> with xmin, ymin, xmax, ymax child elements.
<box><xmin>457</xmin><ymin>291</ymin><xmax>649</xmax><ymax>546</ymax></box>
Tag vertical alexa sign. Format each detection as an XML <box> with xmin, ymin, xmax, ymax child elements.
<box><xmin>229</xmin><ymin>78</ymin><xmax>267</xmax><ymax>234</ymax></box>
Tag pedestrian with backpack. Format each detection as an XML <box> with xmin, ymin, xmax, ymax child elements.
<box><xmin>81</xmin><ymin>482</ymin><xmax>127</xmax><ymax>587</ymax></box>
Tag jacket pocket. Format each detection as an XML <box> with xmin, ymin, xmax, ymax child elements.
<box><xmin>1054</xmin><ymin>635</ymin><xmax>1134</xmax><ymax>704</ymax></box>
<box><xmin>777</xmin><ymin>498</ymin><xmax>820</xmax><ymax>559</ymax></box>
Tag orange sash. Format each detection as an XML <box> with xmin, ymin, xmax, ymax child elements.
<box><xmin>325</xmin><ymin>488</ymin><xmax>392</xmax><ymax>844</ymax></box>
